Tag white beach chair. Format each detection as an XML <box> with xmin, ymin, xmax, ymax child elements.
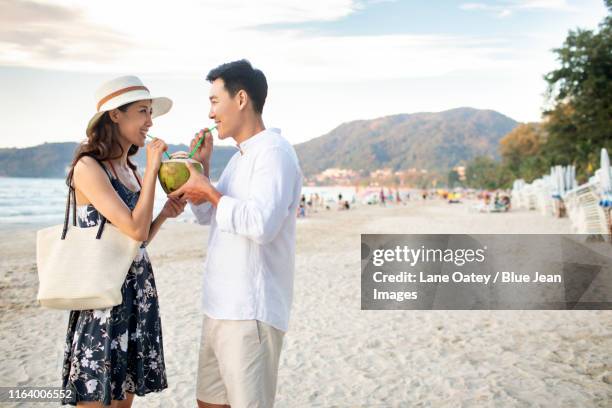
<box><xmin>563</xmin><ymin>180</ymin><xmax>608</xmax><ymax>234</ymax></box>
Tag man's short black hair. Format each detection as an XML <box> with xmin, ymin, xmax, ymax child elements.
<box><xmin>206</xmin><ymin>59</ymin><xmax>268</xmax><ymax>114</ymax></box>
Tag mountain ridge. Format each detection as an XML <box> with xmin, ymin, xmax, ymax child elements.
<box><xmin>0</xmin><ymin>142</ymin><xmax>237</xmax><ymax>180</ymax></box>
<box><xmin>293</xmin><ymin>107</ymin><xmax>519</xmax><ymax>177</ymax></box>
<box><xmin>0</xmin><ymin>107</ymin><xmax>519</xmax><ymax>179</ymax></box>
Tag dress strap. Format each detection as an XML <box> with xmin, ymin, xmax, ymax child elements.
<box><xmin>107</xmin><ymin>160</ymin><xmax>141</xmax><ymax>189</ymax></box>
<box><xmin>132</xmin><ymin>168</ymin><xmax>142</xmax><ymax>188</ymax></box>
<box><xmin>81</xmin><ymin>155</ymin><xmax>114</xmax><ymax>181</ymax></box>
<box><xmin>107</xmin><ymin>161</ymin><xmax>119</xmax><ymax>179</ymax></box>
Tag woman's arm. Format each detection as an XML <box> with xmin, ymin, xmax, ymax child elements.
<box><xmin>146</xmin><ymin>214</ymin><xmax>167</xmax><ymax>244</ymax></box>
<box><xmin>145</xmin><ymin>197</ymin><xmax>186</xmax><ymax>243</ymax></box>
<box><xmin>73</xmin><ymin>156</ymin><xmax>158</xmax><ymax>242</ymax></box>
<box><xmin>133</xmin><ymin>168</ymin><xmax>165</xmax><ymax>244</ymax></box>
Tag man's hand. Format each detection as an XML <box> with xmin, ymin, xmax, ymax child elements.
<box><xmin>190</xmin><ymin>128</ymin><xmax>214</xmax><ymax>171</ymax></box>
<box><xmin>168</xmin><ymin>161</ymin><xmax>222</xmax><ymax>206</ymax></box>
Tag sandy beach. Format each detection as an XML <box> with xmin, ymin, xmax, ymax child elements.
<box><xmin>1</xmin><ymin>199</ymin><xmax>611</xmax><ymax>407</ymax></box>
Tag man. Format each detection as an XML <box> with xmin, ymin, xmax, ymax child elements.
<box><xmin>169</xmin><ymin>60</ymin><xmax>302</xmax><ymax>408</ymax></box>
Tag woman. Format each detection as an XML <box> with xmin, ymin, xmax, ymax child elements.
<box><xmin>60</xmin><ymin>76</ymin><xmax>185</xmax><ymax>407</ymax></box>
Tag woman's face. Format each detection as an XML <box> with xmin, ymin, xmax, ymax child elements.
<box><xmin>111</xmin><ymin>100</ymin><xmax>153</xmax><ymax>148</ymax></box>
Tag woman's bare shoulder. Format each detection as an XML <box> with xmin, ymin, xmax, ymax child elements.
<box><xmin>73</xmin><ymin>156</ymin><xmax>108</xmax><ymax>180</ymax></box>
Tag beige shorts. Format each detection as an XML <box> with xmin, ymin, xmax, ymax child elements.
<box><xmin>196</xmin><ymin>315</ymin><xmax>285</xmax><ymax>408</ymax></box>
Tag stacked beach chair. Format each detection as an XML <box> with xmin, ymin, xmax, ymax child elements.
<box><xmin>511</xmin><ymin>179</ymin><xmax>538</xmax><ymax>211</ymax></box>
<box><xmin>511</xmin><ymin>165</ymin><xmax>576</xmax><ymax>215</ymax></box>
<box><xmin>563</xmin><ymin>149</ymin><xmax>611</xmax><ymax>238</ymax></box>
<box><xmin>563</xmin><ymin>180</ymin><xmax>606</xmax><ymax>234</ymax></box>
<box><xmin>511</xmin><ymin>179</ymin><xmax>527</xmax><ymax>209</ymax></box>
<box><xmin>510</xmin><ymin>149</ymin><xmax>611</xmax><ymax>239</ymax></box>
<box><xmin>534</xmin><ymin>177</ymin><xmax>554</xmax><ymax>216</ymax></box>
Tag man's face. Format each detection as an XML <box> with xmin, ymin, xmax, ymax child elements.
<box><xmin>208</xmin><ymin>78</ymin><xmax>240</xmax><ymax>140</ymax></box>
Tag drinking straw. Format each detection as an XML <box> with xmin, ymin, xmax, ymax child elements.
<box><xmin>146</xmin><ymin>134</ymin><xmax>171</xmax><ymax>159</ymax></box>
<box><xmin>188</xmin><ymin>125</ymin><xmax>217</xmax><ymax>159</ymax></box>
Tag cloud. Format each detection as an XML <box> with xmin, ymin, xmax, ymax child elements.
<box><xmin>0</xmin><ymin>0</ymin><xmax>362</xmax><ymax>69</ymax></box>
<box><xmin>0</xmin><ymin>0</ymin><xmax>539</xmax><ymax>82</ymax></box>
<box><xmin>0</xmin><ymin>0</ymin><xmax>75</xmax><ymax>23</ymax></box>
<box><xmin>460</xmin><ymin>0</ymin><xmax>577</xmax><ymax>18</ymax></box>
<box><xmin>0</xmin><ymin>0</ymin><xmax>133</xmax><ymax>66</ymax></box>
<box><xmin>514</xmin><ymin>0</ymin><xmax>576</xmax><ymax>10</ymax></box>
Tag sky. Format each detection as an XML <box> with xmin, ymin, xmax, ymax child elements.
<box><xmin>0</xmin><ymin>0</ymin><xmax>608</xmax><ymax>148</ymax></box>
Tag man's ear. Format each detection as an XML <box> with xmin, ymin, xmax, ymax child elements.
<box><xmin>108</xmin><ymin>108</ymin><xmax>121</xmax><ymax>123</ymax></box>
<box><xmin>237</xmin><ymin>90</ymin><xmax>248</xmax><ymax>111</ymax></box>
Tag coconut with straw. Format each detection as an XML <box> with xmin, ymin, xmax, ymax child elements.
<box><xmin>148</xmin><ymin>127</ymin><xmax>215</xmax><ymax>194</ymax></box>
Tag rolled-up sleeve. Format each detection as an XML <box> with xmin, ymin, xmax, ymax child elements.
<box><xmin>215</xmin><ymin>147</ymin><xmax>298</xmax><ymax>244</ymax></box>
<box><xmin>190</xmin><ymin>201</ymin><xmax>214</xmax><ymax>225</ymax></box>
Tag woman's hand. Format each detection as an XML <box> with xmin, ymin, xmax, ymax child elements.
<box><xmin>146</xmin><ymin>137</ymin><xmax>168</xmax><ymax>172</ymax></box>
<box><xmin>190</xmin><ymin>128</ymin><xmax>214</xmax><ymax>166</ymax></box>
<box><xmin>160</xmin><ymin>196</ymin><xmax>186</xmax><ymax>219</ymax></box>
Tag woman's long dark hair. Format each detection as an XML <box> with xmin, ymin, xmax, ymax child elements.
<box><xmin>66</xmin><ymin>102</ymin><xmax>139</xmax><ymax>187</ymax></box>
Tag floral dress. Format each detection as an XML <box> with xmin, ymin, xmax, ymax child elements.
<box><xmin>61</xmin><ymin>169</ymin><xmax>167</xmax><ymax>406</ymax></box>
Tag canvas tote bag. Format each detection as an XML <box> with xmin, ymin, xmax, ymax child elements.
<box><xmin>36</xmin><ymin>159</ymin><xmax>141</xmax><ymax>310</ymax></box>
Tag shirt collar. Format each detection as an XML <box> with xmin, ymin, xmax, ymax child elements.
<box><xmin>237</xmin><ymin>128</ymin><xmax>280</xmax><ymax>155</ymax></box>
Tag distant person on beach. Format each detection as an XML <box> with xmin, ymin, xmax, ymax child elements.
<box><xmin>61</xmin><ymin>76</ymin><xmax>185</xmax><ymax>406</ymax></box>
<box><xmin>299</xmin><ymin>194</ymin><xmax>307</xmax><ymax>217</ymax></box>
<box><xmin>502</xmin><ymin>195</ymin><xmax>511</xmax><ymax>212</ymax></box>
<box><xmin>484</xmin><ymin>191</ymin><xmax>491</xmax><ymax>205</ymax></box>
<box><xmin>314</xmin><ymin>192</ymin><xmax>321</xmax><ymax>212</ymax></box>
<box><xmin>380</xmin><ymin>188</ymin><xmax>386</xmax><ymax>206</ymax></box>
<box><xmin>169</xmin><ymin>60</ymin><xmax>303</xmax><ymax>408</ymax></box>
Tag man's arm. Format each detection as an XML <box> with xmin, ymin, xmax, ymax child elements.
<box><xmin>186</xmin><ymin>128</ymin><xmax>216</xmax><ymax>224</ymax></box>
<box><xmin>190</xmin><ymin>201</ymin><xmax>214</xmax><ymax>225</ymax></box>
<box><xmin>215</xmin><ymin>147</ymin><xmax>299</xmax><ymax>244</ymax></box>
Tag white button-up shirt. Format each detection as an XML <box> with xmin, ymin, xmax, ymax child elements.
<box><xmin>190</xmin><ymin>128</ymin><xmax>302</xmax><ymax>332</ymax></box>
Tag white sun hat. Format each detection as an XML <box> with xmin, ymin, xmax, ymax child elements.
<box><xmin>86</xmin><ymin>75</ymin><xmax>172</xmax><ymax>135</ymax></box>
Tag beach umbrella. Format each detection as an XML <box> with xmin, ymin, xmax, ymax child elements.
<box><xmin>599</xmin><ymin>148</ymin><xmax>612</xmax><ymax>207</ymax></box>
<box><xmin>550</xmin><ymin>166</ymin><xmax>560</xmax><ymax>198</ymax></box>
<box><xmin>600</xmin><ymin>149</ymin><xmax>611</xmax><ymax>191</ymax></box>
<box><xmin>564</xmin><ymin>166</ymin><xmax>570</xmax><ymax>192</ymax></box>
<box><xmin>560</xmin><ymin>166</ymin><xmax>566</xmax><ymax>193</ymax></box>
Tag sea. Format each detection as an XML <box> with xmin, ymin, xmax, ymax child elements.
<box><xmin>0</xmin><ymin>177</ymin><xmax>361</xmax><ymax>228</ymax></box>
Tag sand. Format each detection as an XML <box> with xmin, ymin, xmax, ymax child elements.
<box><xmin>1</xmin><ymin>199</ymin><xmax>611</xmax><ymax>407</ymax></box>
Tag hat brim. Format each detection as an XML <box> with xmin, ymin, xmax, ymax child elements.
<box><xmin>86</xmin><ymin>96</ymin><xmax>173</xmax><ymax>135</ymax></box>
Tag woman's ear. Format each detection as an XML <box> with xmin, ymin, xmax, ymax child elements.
<box><xmin>108</xmin><ymin>108</ymin><xmax>121</xmax><ymax>123</ymax></box>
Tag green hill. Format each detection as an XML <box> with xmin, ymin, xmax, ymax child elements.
<box><xmin>294</xmin><ymin>107</ymin><xmax>518</xmax><ymax>177</ymax></box>
<box><xmin>1</xmin><ymin>108</ymin><xmax>519</xmax><ymax>180</ymax></box>
<box><xmin>0</xmin><ymin>142</ymin><xmax>237</xmax><ymax>180</ymax></box>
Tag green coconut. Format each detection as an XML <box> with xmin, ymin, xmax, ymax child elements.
<box><xmin>158</xmin><ymin>151</ymin><xmax>204</xmax><ymax>194</ymax></box>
